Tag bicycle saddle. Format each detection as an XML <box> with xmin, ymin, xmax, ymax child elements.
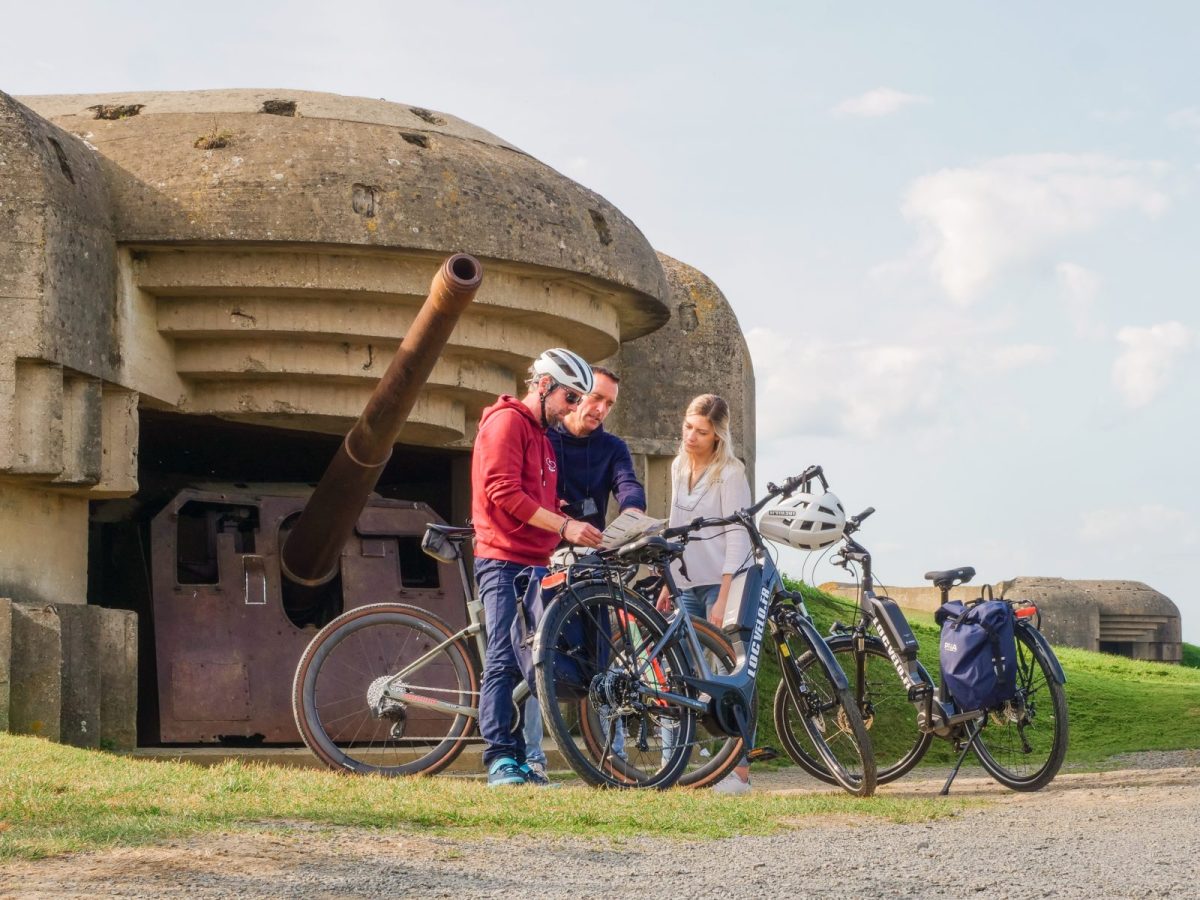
<box><xmin>923</xmin><ymin>566</ymin><xmax>975</xmax><ymax>590</ymax></box>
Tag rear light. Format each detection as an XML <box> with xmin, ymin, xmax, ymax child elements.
<box><xmin>1015</xmin><ymin>605</ymin><xmax>1038</xmax><ymax>619</ymax></box>
<box><xmin>542</xmin><ymin>571</ymin><xmax>566</xmax><ymax>589</ymax></box>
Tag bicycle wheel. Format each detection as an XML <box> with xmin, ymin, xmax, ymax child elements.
<box><xmin>535</xmin><ymin>581</ymin><xmax>695</xmax><ymax>789</ymax></box>
<box><xmin>970</xmin><ymin>626</ymin><xmax>1068</xmax><ymax>791</ymax></box>
<box><xmin>293</xmin><ymin>603</ymin><xmax>477</xmax><ymax>776</ymax></box>
<box><xmin>780</xmin><ymin>636</ymin><xmax>933</xmax><ymax>786</ymax></box>
<box><xmin>579</xmin><ymin>615</ymin><xmax>744</xmax><ymax>789</ymax></box>
<box><xmin>772</xmin><ymin>614</ymin><xmax>876</xmax><ymax>796</ymax></box>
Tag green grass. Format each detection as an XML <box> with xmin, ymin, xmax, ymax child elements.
<box><xmin>758</xmin><ymin>579</ymin><xmax>1200</xmax><ymax>769</ymax></box>
<box><xmin>0</xmin><ymin>734</ymin><xmax>957</xmax><ymax>862</ymax></box>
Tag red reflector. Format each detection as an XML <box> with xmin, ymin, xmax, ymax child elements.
<box><xmin>542</xmin><ymin>571</ymin><xmax>567</xmax><ymax>589</ymax></box>
<box><xmin>1015</xmin><ymin>606</ymin><xmax>1037</xmax><ymax>619</ymax></box>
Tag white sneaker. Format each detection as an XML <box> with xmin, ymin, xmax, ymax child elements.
<box><xmin>712</xmin><ymin>772</ymin><xmax>751</xmax><ymax>795</ymax></box>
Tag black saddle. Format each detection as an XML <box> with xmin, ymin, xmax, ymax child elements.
<box><xmin>923</xmin><ymin>566</ymin><xmax>975</xmax><ymax>591</ymax></box>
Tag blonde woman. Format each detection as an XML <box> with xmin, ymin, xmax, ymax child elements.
<box><xmin>656</xmin><ymin>394</ymin><xmax>753</xmax><ymax>793</ymax></box>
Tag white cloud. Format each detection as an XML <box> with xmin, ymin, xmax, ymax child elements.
<box><xmin>990</xmin><ymin>343</ymin><xmax>1055</xmax><ymax>370</ymax></box>
<box><xmin>1111</xmin><ymin>321</ymin><xmax>1194</xmax><ymax>408</ymax></box>
<box><xmin>746</xmin><ymin>328</ymin><xmax>1051</xmax><ymax>441</ymax></box>
<box><xmin>833</xmin><ymin>88</ymin><xmax>930</xmax><ymax>118</ymax></box>
<box><xmin>1166</xmin><ymin>106</ymin><xmax>1200</xmax><ymax>133</ymax></box>
<box><xmin>1080</xmin><ymin>504</ymin><xmax>1199</xmax><ymax>548</ymax></box>
<box><xmin>902</xmin><ymin>154</ymin><xmax>1169</xmax><ymax>303</ymax></box>
<box><xmin>1055</xmin><ymin>262</ymin><xmax>1107</xmax><ymax>339</ymax></box>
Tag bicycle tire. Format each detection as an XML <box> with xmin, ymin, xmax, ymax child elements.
<box><xmin>970</xmin><ymin>625</ymin><xmax>1068</xmax><ymax>791</ymax></box>
<box><xmin>293</xmin><ymin>602</ymin><xmax>477</xmax><ymax>776</ymax></box>
<box><xmin>535</xmin><ymin>581</ymin><xmax>696</xmax><ymax>789</ymax></box>
<box><xmin>780</xmin><ymin>635</ymin><xmax>934</xmax><ymax>786</ymax></box>
<box><xmin>579</xmin><ymin>615</ymin><xmax>745</xmax><ymax>789</ymax></box>
<box><xmin>772</xmin><ymin>616</ymin><xmax>876</xmax><ymax>796</ymax></box>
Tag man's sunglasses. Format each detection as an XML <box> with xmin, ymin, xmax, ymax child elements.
<box><xmin>562</xmin><ymin>390</ymin><xmax>582</xmax><ymax>405</ymax></box>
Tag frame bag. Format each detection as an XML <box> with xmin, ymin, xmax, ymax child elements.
<box><xmin>935</xmin><ymin>591</ymin><xmax>1018</xmax><ymax>713</ymax></box>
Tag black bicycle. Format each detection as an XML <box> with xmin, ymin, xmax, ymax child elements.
<box><xmin>784</xmin><ymin>504</ymin><xmax>1069</xmax><ymax>794</ymax></box>
<box><xmin>533</xmin><ymin>468</ymin><xmax>877</xmax><ymax>795</ymax></box>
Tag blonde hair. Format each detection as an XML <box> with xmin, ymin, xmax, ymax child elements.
<box><xmin>672</xmin><ymin>394</ymin><xmax>742</xmax><ymax>483</ymax></box>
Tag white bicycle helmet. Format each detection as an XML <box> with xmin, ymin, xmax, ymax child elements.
<box><xmin>532</xmin><ymin>348</ymin><xmax>594</xmax><ymax>395</ymax></box>
<box><xmin>759</xmin><ymin>491</ymin><xmax>847</xmax><ymax>551</ymax></box>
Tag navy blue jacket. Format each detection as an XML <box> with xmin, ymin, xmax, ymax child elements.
<box><xmin>548</xmin><ymin>425</ymin><xmax>646</xmax><ymax>530</ymax></box>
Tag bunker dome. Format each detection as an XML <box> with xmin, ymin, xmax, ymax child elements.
<box><xmin>0</xmin><ymin>88</ymin><xmax>756</xmax><ymax>748</ymax></box>
<box><xmin>606</xmin><ymin>253</ymin><xmax>756</xmax><ymax>516</ymax></box>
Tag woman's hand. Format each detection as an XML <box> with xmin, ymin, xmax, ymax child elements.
<box><xmin>708</xmin><ymin>574</ymin><xmax>734</xmax><ymax>626</ymax></box>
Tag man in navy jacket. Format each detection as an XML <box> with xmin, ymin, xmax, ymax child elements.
<box><xmin>548</xmin><ymin>366</ymin><xmax>646</xmax><ymax>527</ymax></box>
<box><xmin>524</xmin><ymin>365</ymin><xmax>646</xmax><ymax>781</ymax></box>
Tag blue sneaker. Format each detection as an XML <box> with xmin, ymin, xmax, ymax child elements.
<box><xmin>487</xmin><ymin>757</ymin><xmax>527</xmax><ymax>787</ymax></box>
<box><xmin>520</xmin><ymin>761</ymin><xmax>554</xmax><ymax>787</ymax></box>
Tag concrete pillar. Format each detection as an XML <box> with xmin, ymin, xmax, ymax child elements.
<box><xmin>55</xmin><ymin>604</ymin><xmax>102</xmax><ymax>748</ymax></box>
<box><xmin>0</xmin><ymin>597</ymin><xmax>10</xmax><ymax>731</ymax></box>
<box><xmin>98</xmin><ymin>606</ymin><xmax>138</xmax><ymax>750</ymax></box>
<box><xmin>9</xmin><ymin>602</ymin><xmax>62</xmax><ymax>740</ymax></box>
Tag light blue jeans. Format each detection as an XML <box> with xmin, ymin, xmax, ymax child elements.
<box><xmin>662</xmin><ymin>585</ymin><xmax>721</xmax><ymax>764</ymax></box>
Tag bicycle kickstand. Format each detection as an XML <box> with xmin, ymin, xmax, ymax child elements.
<box><xmin>939</xmin><ymin>718</ymin><xmax>983</xmax><ymax>796</ymax></box>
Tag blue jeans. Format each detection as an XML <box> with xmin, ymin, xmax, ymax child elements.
<box><xmin>678</xmin><ymin>584</ymin><xmax>721</xmax><ymax>622</ymax></box>
<box><xmin>477</xmin><ymin>557</ymin><xmax>528</xmax><ymax>768</ymax></box>
<box><xmin>523</xmin><ymin>696</ymin><xmax>546</xmax><ymax>767</ymax></box>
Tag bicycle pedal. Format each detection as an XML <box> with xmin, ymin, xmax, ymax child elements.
<box><xmin>907</xmin><ymin>683</ymin><xmax>932</xmax><ymax>702</ymax></box>
<box><xmin>746</xmin><ymin>746</ymin><xmax>779</xmax><ymax>764</ymax></box>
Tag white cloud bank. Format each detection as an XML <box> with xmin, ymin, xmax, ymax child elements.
<box><xmin>902</xmin><ymin>154</ymin><xmax>1169</xmax><ymax>303</ymax></box>
<box><xmin>833</xmin><ymin>88</ymin><xmax>929</xmax><ymax>118</ymax></box>
<box><xmin>1111</xmin><ymin>321</ymin><xmax>1194</xmax><ymax>408</ymax></box>
<box><xmin>747</xmin><ymin>328</ymin><xmax>1053</xmax><ymax>441</ymax></box>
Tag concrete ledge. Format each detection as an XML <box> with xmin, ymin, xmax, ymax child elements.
<box><xmin>9</xmin><ymin>602</ymin><xmax>62</xmax><ymax>740</ymax></box>
<box><xmin>98</xmin><ymin>606</ymin><xmax>138</xmax><ymax>750</ymax></box>
<box><xmin>55</xmin><ymin>604</ymin><xmax>102</xmax><ymax>748</ymax></box>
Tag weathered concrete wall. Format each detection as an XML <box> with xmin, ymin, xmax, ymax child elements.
<box><xmin>0</xmin><ymin>484</ymin><xmax>89</xmax><ymax>606</ymax></box>
<box><xmin>97</xmin><ymin>606</ymin><xmax>137</xmax><ymax>750</ymax></box>
<box><xmin>9</xmin><ymin>602</ymin><xmax>62</xmax><ymax>740</ymax></box>
<box><xmin>0</xmin><ymin>92</ymin><xmax>132</xmax><ymax>494</ymax></box>
<box><xmin>0</xmin><ymin>597</ymin><xmax>10</xmax><ymax>731</ymax></box>
<box><xmin>609</xmin><ymin>253</ymin><xmax>756</xmax><ymax>515</ymax></box>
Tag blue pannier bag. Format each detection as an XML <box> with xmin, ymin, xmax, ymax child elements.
<box><xmin>511</xmin><ymin>571</ymin><xmax>610</xmax><ymax>699</ymax></box>
<box><xmin>935</xmin><ymin>596</ymin><xmax>1018</xmax><ymax>713</ymax></box>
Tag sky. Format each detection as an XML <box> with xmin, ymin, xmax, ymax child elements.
<box><xmin>3</xmin><ymin>2</ymin><xmax>1199</xmax><ymax>641</ymax></box>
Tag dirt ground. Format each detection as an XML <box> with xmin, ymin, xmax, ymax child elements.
<box><xmin>3</xmin><ymin>760</ymin><xmax>1198</xmax><ymax>899</ymax></box>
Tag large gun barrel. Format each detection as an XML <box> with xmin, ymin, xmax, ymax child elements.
<box><xmin>280</xmin><ymin>253</ymin><xmax>483</xmax><ymax>590</ymax></box>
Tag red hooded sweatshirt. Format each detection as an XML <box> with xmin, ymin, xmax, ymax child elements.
<box><xmin>471</xmin><ymin>395</ymin><xmax>560</xmax><ymax>565</ymax></box>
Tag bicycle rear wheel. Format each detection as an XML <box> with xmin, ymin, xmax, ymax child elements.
<box><xmin>772</xmin><ymin>613</ymin><xmax>876</xmax><ymax>796</ymax></box>
<box><xmin>970</xmin><ymin>626</ymin><xmax>1068</xmax><ymax>791</ymax></box>
<box><xmin>579</xmin><ymin>615</ymin><xmax>744</xmax><ymax>789</ymax></box>
<box><xmin>781</xmin><ymin>636</ymin><xmax>933</xmax><ymax>786</ymax></box>
<box><xmin>536</xmin><ymin>582</ymin><xmax>695</xmax><ymax>789</ymax></box>
<box><xmin>293</xmin><ymin>603</ymin><xmax>477</xmax><ymax>776</ymax></box>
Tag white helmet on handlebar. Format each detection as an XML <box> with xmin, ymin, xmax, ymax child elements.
<box><xmin>759</xmin><ymin>491</ymin><xmax>846</xmax><ymax>551</ymax></box>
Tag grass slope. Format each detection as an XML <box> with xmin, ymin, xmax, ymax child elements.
<box><xmin>755</xmin><ymin>579</ymin><xmax>1200</xmax><ymax>768</ymax></box>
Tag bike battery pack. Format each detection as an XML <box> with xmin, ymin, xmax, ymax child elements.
<box><xmin>870</xmin><ymin>596</ymin><xmax>919</xmax><ymax>661</ymax></box>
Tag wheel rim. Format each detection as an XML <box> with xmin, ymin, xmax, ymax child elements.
<box><xmin>299</xmin><ymin>609</ymin><xmax>474</xmax><ymax>776</ymax></box>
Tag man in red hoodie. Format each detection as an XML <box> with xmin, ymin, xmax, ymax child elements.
<box><xmin>472</xmin><ymin>348</ymin><xmax>604</xmax><ymax>786</ymax></box>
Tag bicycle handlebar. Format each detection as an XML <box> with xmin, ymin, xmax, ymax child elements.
<box><xmin>661</xmin><ymin>465</ymin><xmax>830</xmax><ymax>542</ymax></box>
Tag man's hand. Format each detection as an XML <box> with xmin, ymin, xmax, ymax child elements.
<box><xmin>564</xmin><ymin>519</ymin><xmax>603</xmax><ymax>548</ymax></box>
<box><xmin>656</xmin><ymin>584</ymin><xmax>673</xmax><ymax>614</ymax></box>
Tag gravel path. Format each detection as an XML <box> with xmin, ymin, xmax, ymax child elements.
<box><xmin>3</xmin><ymin>755</ymin><xmax>1198</xmax><ymax>899</ymax></box>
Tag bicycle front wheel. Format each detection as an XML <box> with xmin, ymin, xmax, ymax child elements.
<box><xmin>536</xmin><ymin>582</ymin><xmax>696</xmax><ymax>789</ymax></box>
<box><xmin>293</xmin><ymin>603</ymin><xmax>477</xmax><ymax>776</ymax></box>
<box><xmin>772</xmin><ymin>615</ymin><xmax>876</xmax><ymax>796</ymax></box>
<box><xmin>780</xmin><ymin>636</ymin><xmax>933</xmax><ymax>786</ymax></box>
<box><xmin>971</xmin><ymin>626</ymin><xmax>1068</xmax><ymax>791</ymax></box>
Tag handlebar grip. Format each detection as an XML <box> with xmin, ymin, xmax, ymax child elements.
<box><xmin>856</xmin><ymin>507</ymin><xmax>875</xmax><ymax>522</ymax></box>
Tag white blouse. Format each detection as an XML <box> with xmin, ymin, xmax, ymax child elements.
<box><xmin>667</xmin><ymin>459</ymin><xmax>753</xmax><ymax>589</ymax></box>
